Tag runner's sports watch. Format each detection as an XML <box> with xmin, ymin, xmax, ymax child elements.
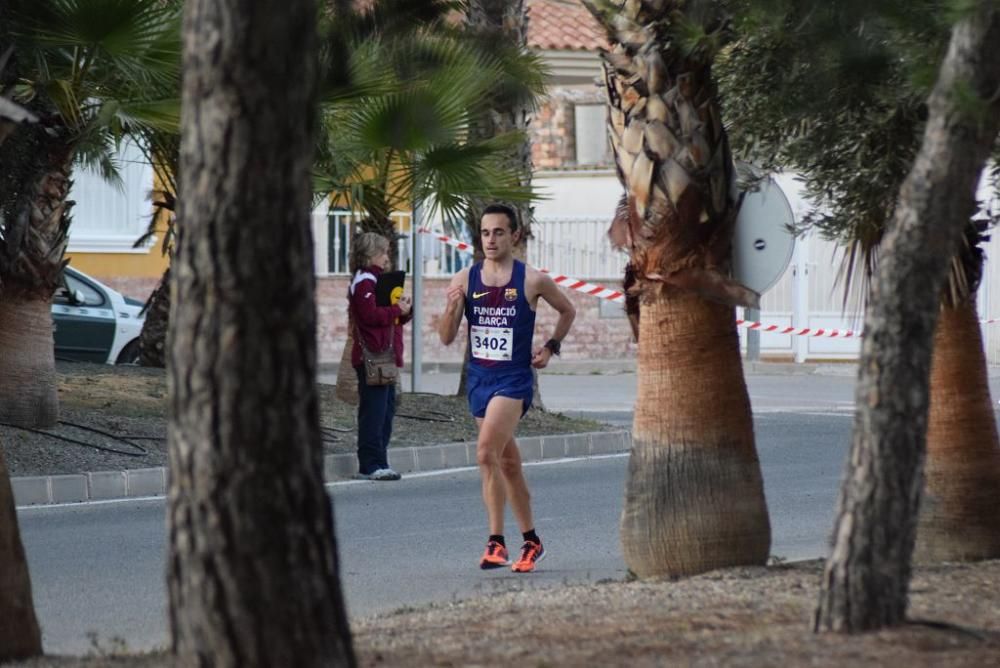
<box><xmin>543</xmin><ymin>338</ymin><xmax>561</xmax><ymax>356</ymax></box>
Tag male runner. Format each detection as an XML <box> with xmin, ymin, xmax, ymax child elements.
<box><xmin>438</xmin><ymin>203</ymin><xmax>576</xmax><ymax>572</ymax></box>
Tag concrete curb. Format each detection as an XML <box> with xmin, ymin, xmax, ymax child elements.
<box><xmin>12</xmin><ymin>429</ymin><xmax>632</xmax><ymax>508</ymax></box>
<box><xmin>318</xmin><ymin>360</ymin><xmax>869</xmax><ymax>377</ymax></box>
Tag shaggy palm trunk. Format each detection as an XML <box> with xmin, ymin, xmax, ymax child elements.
<box><xmin>0</xmin><ymin>449</ymin><xmax>42</xmax><ymax>661</ymax></box>
<box><xmin>0</xmin><ymin>150</ymin><xmax>71</xmax><ymax>428</ymax></box>
<box><xmin>623</xmin><ymin>292</ymin><xmax>769</xmax><ymax>576</ymax></box>
<box><xmin>139</xmin><ymin>267</ymin><xmax>170</xmax><ymax>368</ymax></box>
<box><xmin>168</xmin><ymin>0</ymin><xmax>355</xmax><ymax>664</ymax></box>
<box><xmin>0</xmin><ymin>297</ymin><xmax>57</xmax><ymax>427</ymax></box>
<box><xmin>334</xmin><ymin>320</ymin><xmax>359</xmax><ymax>406</ymax></box>
<box><xmin>581</xmin><ymin>0</ymin><xmax>769</xmax><ymax>577</ymax></box>
<box><xmin>815</xmin><ymin>7</ymin><xmax>1000</xmax><ymax>633</ymax></box>
<box><xmin>464</xmin><ymin>0</ymin><xmax>533</xmax><ymax>245</ymax></box>
<box><xmin>916</xmin><ymin>300</ymin><xmax>1000</xmax><ymax>562</ymax></box>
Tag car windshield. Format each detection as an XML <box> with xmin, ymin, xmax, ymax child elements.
<box><xmin>55</xmin><ymin>272</ymin><xmax>106</xmax><ymax>307</ymax></box>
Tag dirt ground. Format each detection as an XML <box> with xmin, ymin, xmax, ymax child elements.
<box><xmin>0</xmin><ymin>361</ymin><xmax>608</xmax><ymax>477</ymax></box>
<box><xmin>11</xmin><ymin>560</ymin><xmax>1000</xmax><ymax>667</ymax></box>
<box><xmin>349</xmin><ymin>559</ymin><xmax>1000</xmax><ymax>667</ymax></box>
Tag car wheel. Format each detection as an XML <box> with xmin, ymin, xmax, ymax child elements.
<box><xmin>115</xmin><ymin>339</ymin><xmax>141</xmax><ymax>365</ymax></box>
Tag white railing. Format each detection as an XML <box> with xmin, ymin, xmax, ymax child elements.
<box><xmin>529</xmin><ymin>217</ymin><xmax>628</xmax><ymax>279</ymax></box>
<box><xmin>314</xmin><ymin>210</ymin><xmax>413</xmax><ymax>275</ymax></box>
<box><xmin>312</xmin><ymin>211</ymin><xmax>627</xmax><ymax>279</ymax></box>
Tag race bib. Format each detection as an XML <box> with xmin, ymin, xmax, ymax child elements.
<box><xmin>470</xmin><ymin>325</ymin><xmax>513</xmax><ymax>361</ymax></box>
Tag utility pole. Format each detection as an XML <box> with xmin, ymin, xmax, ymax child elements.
<box><xmin>745</xmin><ymin>307</ymin><xmax>760</xmax><ymax>361</ymax></box>
<box><xmin>410</xmin><ymin>200</ymin><xmax>423</xmax><ymax>392</ymax></box>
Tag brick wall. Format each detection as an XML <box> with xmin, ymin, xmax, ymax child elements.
<box><xmin>532</xmin><ymin>97</ymin><xmax>575</xmax><ymax>169</ymax></box>
<box><xmin>317</xmin><ymin>275</ymin><xmax>636</xmax><ymax>367</ymax></box>
<box><xmin>94</xmin><ymin>271</ymin><xmax>636</xmax><ymax>365</ymax></box>
<box><xmin>94</xmin><ymin>275</ymin><xmax>161</xmax><ymax>303</ymax></box>
<box><xmin>530</xmin><ymin>88</ymin><xmax>611</xmax><ymax>170</ymax></box>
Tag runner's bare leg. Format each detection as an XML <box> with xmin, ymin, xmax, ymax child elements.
<box><xmin>498</xmin><ymin>434</ymin><xmax>533</xmax><ymax>533</ymax></box>
<box><xmin>475</xmin><ymin>396</ymin><xmax>527</xmax><ymax>535</ymax></box>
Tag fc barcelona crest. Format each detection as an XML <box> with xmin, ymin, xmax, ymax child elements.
<box><xmin>504</xmin><ymin>288</ymin><xmax>518</xmax><ymax>302</ymax></box>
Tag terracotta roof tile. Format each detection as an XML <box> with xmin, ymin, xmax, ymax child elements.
<box><xmin>527</xmin><ymin>0</ymin><xmax>609</xmax><ymax>51</ymax></box>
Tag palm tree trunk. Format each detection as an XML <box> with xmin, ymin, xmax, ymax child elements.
<box><xmin>334</xmin><ymin>319</ymin><xmax>359</xmax><ymax>406</ymax></box>
<box><xmin>0</xmin><ymin>146</ymin><xmax>70</xmax><ymax>428</ymax></box>
<box><xmin>0</xmin><ymin>297</ymin><xmax>58</xmax><ymax>427</ymax></box>
<box><xmin>622</xmin><ymin>290</ymin><xmax>770</xmax><ymax>577</ymax></box>
<box><xmin>463</xmin><ymin>0</ymin><xmax>534</xmax><ymax>246</ymax></box>
<box><xmin>138</xmin><ymin>267</ymin><xmax>171</xmax><ymax>368</ymax></box>
<box><xmin>916</xmin><ymin>299</ymin><xmax>1000</xmax><ymax>562</ymax></box>
<box><xmin>0</xmin><ymin>448</ymin><xmax>42</xmax><ymax>661</ymax></box>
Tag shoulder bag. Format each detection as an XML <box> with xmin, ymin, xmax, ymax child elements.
<box><xmin>356</xmin><ymin>320</ymin><xmax>398</xmax><ymax>387</ymax></box>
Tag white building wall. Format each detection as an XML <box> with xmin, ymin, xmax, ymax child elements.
<box><xmin>66</xmin><ymin>140</ymin><xmax>155</xmax><ymax>253</ymax></box>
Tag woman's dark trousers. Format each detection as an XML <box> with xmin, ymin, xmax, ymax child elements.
<box><xmin>355</xmin><ymin>366</ymin><xmax>396</xmax><ymax>475</ymax></box>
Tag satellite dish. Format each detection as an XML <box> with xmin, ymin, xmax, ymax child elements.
<box><xmin>731</xmin><ymin>176</ymin><xmax>796</xmax><ymax>295</ymax></box>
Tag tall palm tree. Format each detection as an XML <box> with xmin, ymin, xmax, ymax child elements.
<box><xmin>462</xmin><ymin>0</ymin><xmax>545</xmax><ymax>252</ymax></box>
<box><xmin>1</xmin><ymin>0</ymin><xmax>181</xmax><ymax>426</ymax></box>
<box><xmin>132</xmin><ymin>127</ymin><xmax>179</xmax><ymax>368</ymax></box>
<box><xmin>317</xmin><ymin>0</ymin><xmax>544</xmax><ymax>402</ymax></box>
<box><xmin>917</xmin><ymin>220</ymin><xmax>1000</xmax><ymax>562</ymax></box>
<box><xmin>581</xmin><ymin>0</ymin><xmax>770</xmax><ymax>578</ymax></box>
<box><xmin>718</xmin><ymin>0</ymin><xmax>1000</xmax><ymax>564</ymax></box>
<box><xmin>0</xmin><ymin>49</ymin><xmax>43</xmax><ymax>659</ymax></box>
<box><xmin>314</xmin><ymin>20</ymin><xmax>540</xmax><ymax>258</ymax></box>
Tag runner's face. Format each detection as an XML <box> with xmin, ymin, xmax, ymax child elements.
<box><xmin>480</xmin><ymin>213</ymin><xmax>517</xmax><ymax>260</ymax></box>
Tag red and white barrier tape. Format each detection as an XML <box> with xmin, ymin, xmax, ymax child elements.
<box><xmin>417</xmin><ymin>227</ymin><xmax>990</xmax><ymax>339</ymax></box>
<box><xmin>419</xmin><ymin>227</ymin><xmax>627</xmax><ymax>303</ymax></box>
<box><xmin>734</xmin><ymin>321</ymin><xmax>859</xmax><ymax>338</ymax></box>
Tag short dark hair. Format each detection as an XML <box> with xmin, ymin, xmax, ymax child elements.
<box><xmin>481</xmin><ymin>203</ymin><xmax>518</xmax><ymax>233</ymax></box>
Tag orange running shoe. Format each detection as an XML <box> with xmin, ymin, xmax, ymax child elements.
<box><xmin>479</xmin><ymin>540</ymin><xmax>510</xmax><ymax>569</ymax></box>
<box><xmin>512</xmin><ymin>540</ymin><xmax>545</xmax><ymax>573</ymax></box>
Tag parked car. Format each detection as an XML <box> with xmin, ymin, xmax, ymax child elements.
<box><xmin>52</xmin><ymin>266</ymin><xmax>145</xmax><ymax>365</ymax></box>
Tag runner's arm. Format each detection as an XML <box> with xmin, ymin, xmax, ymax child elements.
<box><xmin>438</xmin><ymin>268</ymin><xmax>469</xmax><ymax>345</ymax></box>
<box><xmin>530</xmin><ymin>272</ymin><xmax>575</xmax><ymax>368</ymax></box>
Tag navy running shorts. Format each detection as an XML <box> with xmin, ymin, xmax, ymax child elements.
<box><xmin>466</xmin><ymin>367</ymin><xmax>534</xmax><ymax>418</ymax></box>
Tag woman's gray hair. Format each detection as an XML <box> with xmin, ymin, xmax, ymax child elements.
<box><xmin>350</xmin><ymin>232</ymin><xmax>391</xmax><ymax>273</ymax></box>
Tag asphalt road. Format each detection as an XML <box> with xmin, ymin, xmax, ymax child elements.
<box><xmin>17</xmin><ymin>409</ymin><xmax>853</xmax><ymax>655</ymax></box>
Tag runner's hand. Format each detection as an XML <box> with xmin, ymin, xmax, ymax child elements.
<box><xmin>446</xmin><ymin>286</ymin><xmax>465</xmax><ymax>312</ymax></box>
<box><xmin>397</xmin><ymin>296</ymin><xmax>412</xmax><ymax>316</ymax></box>
<box><xmin>531</xmin><ymin>346</ymin><xmax>552</xmax><ymax>369</ymax></box>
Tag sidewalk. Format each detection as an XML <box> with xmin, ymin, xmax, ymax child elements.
<box><xmin>11</xmin><ymin>365</ymin><xmax>638</xmax><ymax>507</ymax></box>
<box><xmin>10</xmin><ymin>428</ymin><xmax>632</xmax><ymax>508</ymax></box>
<box><xmin>15</xmin><ymin>360</ymin><xmax>1000</xmax><ymax>508</ymax></box>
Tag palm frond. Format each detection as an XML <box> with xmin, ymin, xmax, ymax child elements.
<box><xmin>9</xmin><ymin>0</ymin><xmax>182</xmax><ymax>124</ymax></box>
<box><xmin>313</xmin><ymin>0</ymin><xmax>544</xmax><ymax>228</ymax></box>
<box><xmin>72</xmin><ymin>128</ymin><xmax>124</xmax><ymax>189</ymax></box>
<box><xmin>113</xmin><ymin>97</ymin><xmax>181</xmax><ymax>135</ymax></box>
<box><xmin>11</xmin><ymin>0</ymin><xmax>181</xmax><ymax>68</ymax></box>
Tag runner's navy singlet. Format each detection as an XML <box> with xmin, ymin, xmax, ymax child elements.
<box><xmin>465</xmin><ymin>260</ymin><xmax>536</xmax><ymax>371</ymax></box>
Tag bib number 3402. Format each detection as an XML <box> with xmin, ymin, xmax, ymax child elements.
<box><xmin>470</xmin><ymin>326</ymin><xmax>513</xmax><ymax>361</ymax></box>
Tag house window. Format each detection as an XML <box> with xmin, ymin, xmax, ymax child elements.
<box><xmin>66</xmin><ymin>140</ymin><xmax>155</xmax><ymax>253</ymax></box>
<box><xmin>574</xmin><ymin>104</ymin><xmax>610</xmax><ymax>166</ymax></box>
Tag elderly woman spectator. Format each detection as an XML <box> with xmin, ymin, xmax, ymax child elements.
<box><xmin>348</xmin><ymin>232</ymin><xmax>411</xmax><ymax>480</ymax></box>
